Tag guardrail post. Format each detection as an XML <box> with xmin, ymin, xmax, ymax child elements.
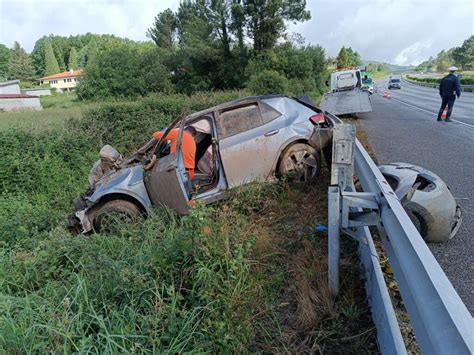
<box><xmin>328</xmin><ymin>185</ymin><xmax>340</xmax><ymax>296</ymax></box>
<box><xmin>328</xmin><ymin>124</ymin><xmax>356</xmax><ymax>297</ymax></box>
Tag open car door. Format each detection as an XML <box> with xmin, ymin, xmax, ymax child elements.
<box><xmin>144</xmin><ymin>120</ymin><xmax>190</xmax><ymax>215</ymax></box>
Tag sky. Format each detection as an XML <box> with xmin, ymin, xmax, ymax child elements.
<box><xmin>0</xmin><ymin>0</ymin><xmax>473</xmax><ymax>65</ymax></box>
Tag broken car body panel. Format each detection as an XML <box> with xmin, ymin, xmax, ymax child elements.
<box><xmin>379</xmin><ymin>162</ymin><xmax>462</xmax><ymax>242</ymax></box>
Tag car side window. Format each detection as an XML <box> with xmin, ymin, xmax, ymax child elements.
<box><xmin>259</xmin><ymin>101</ymin><xmax>281</xmax><ymax>124</ymax></box>
<box><xmin>217</xmin><ymin>104</ymin><xmax>263</xmax><ymax>139</ymax></box>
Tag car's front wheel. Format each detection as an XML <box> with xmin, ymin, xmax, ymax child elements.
<box><xmin>90</xmin><ymin>199</ymin><xmax>142</xmax><ymax>233</ymax></box>
<box><xmin>278</xmin><ymin>143</ymin><xmax>320</xmax><ymax>183</ymax></box>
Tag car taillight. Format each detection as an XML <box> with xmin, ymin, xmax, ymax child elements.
<box><xmin>310</xmin><ymin>112</ymin><xmax>325</xmax><ymax>124</ymax></box>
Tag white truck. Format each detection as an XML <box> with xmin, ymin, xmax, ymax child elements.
<box><xmin>320</xmin><ymin>68</ymin><xmax>373</xmax><ymax>116</ymax></box>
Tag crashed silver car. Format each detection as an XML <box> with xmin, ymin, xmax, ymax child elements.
<box><xmin>379</xmin><ymin>163</ymin><xmax>462</xmax><ymax>242</ymax></box>
<box><xmin>69</xmin><ymin>95</ymin><xmax>340</xmax><ymax>233</ymax></box>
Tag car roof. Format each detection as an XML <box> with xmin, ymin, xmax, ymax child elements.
<box><xmin>187</xmin><ymin>94</ymin><xmax>286</xmax><ymax>119</ymax></box>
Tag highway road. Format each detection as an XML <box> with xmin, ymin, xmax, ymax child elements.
<box><xmin>359</xmin><ymin>78</ymin><xmax>474</xmax><ymax>314</ymax></box>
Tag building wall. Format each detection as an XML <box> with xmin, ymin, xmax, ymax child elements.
<box><xmin>21</xmin><ymin>88</ymin><xmax>52</xmax><ymax>96</ymax></box>
<box><xmin>43</xmin><ymin>76</ymin><xmax>81</xmax><ymax>92</ymax></box>
<box><xmin>0</xmin><ymin>82</ymin><xmax>21</xmax><ymax>95</ymax></box>
<box><xmin>0</xmin><ymin>97</ymin><xmax>42</xmax><ymax>111</ymax></box>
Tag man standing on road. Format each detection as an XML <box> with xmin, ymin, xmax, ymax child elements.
<box><xmin>437</xmin><ymin>66</ymin><xmax>461</xmax><ymax>122</ymax></box>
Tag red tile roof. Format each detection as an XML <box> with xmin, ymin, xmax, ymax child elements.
<box><xmin>39</xmin><ymin>69</ymin><xmax>84</xmax><ymax>80</ymax></box>
<box><xmin>0</xmin><ymin>94</ymin><xmax>38</xmax><ymax>99</ymax></box>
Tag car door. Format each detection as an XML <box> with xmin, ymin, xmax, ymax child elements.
<box><xmin>144</xmin><ymin>123</ymin><xmax>190</xmax><ymax>215</ymax></box>
<box><xmin>216</xmin><ymin>101</ymin><xmax>285</xmax><ymax>188</ymax></box>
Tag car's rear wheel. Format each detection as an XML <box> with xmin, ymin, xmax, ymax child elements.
<box><xmin>90</xmin><ymin>199</ymin><xmax>142</xmax><ymax>233</ymax></box>
<box><xmin>278</xmin><ymin>143</ymin><xmax>320</xmax><ymax>183</ymax></box>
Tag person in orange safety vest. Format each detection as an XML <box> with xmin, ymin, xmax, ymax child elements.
<box><xmin>152</xmin><ymin>126</ymin><xmax>197</xmax><ymax>179</ymax></box>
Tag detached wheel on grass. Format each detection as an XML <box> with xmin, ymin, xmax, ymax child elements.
<box><xmin>91</xmin><ymin>199</ymin><xmax>142</xmax><ymax>233</ymax></box>
<box><xmin>278</xmin><ymin>143</ymin><xmax>320</xmax><ymax>183</ymax></box>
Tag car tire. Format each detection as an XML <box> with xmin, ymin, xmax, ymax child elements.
<box><xmin>278</xmin><ymin>143</ymin><xmax>320</xmax><ymax>183</ymax></box>
<box><xmin>90</xmin><ymin>199</ymin><xmax>142</xmax><ymax>233</ymax></box>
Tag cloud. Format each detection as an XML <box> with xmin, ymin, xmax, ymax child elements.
<box><xmin>290</xmin><ymin>0</ymin><xmax>473</xmax><ymax>65</ymax></box>
<box><xmin>1</xmin><ymin>0</ymin><xmax>472</xmax><ymax>65</ymax></box>
<box><xmin>0</xmin><ymin>0</ymin><xmax>180</xmax><ymax>51</ymax></box>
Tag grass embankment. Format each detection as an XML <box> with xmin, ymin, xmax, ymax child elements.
<box><xmin>0</xmin><ymin>94</ymin><xmax>375</xmax><ymax>352</ymax></box>
<box><xmin>406</xmin><ymin>73</ymin><xmax>474</xmax><ymax>85</ymax></box>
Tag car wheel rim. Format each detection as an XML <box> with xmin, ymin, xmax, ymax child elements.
<box><xmin>283</xmin><ymin>149</ymin><xmax>318</xmax><ymax>182</ymax></box>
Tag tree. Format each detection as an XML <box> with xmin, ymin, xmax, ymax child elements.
<box><xmin>147</xmin><ymin>9</ymin><xmax>178</xmax><ymax>49</ymax></box>
<box><xmin>7</xmin><ymin>42</ymin><xmax>36</xmax><ymax>81</ymax></box>
<box><xmin>243</xmin><ymin>0</ymin><xmax>310</xmax><ymax>51</ymax></box>
<box><xmin>0</xmin><ymin>44</ymin><xmax>11</xmax><ymax>79</ymax></box>
<box><xmin>453</xmin><ymin>35</ymin><xmax>474</xmax><ymax>70</ymax></box>
<box><xmin>68</xmin><ymin>47</ymin><xmax>78</xmax><ymax>70</ymax></box>
<box><xmin>336</xmin><ymin>47</ymin><xmax>350</xmax><ymax>68</ymax></box>
<box><xmin>85</xmin><ymin>39</ymin><xmax>98</xmax><ymax>67</ymax></box>
<box><xmin>44</xmin><ymin>37</ymin><xmax>60</xmax><ymax>75</ymax></box>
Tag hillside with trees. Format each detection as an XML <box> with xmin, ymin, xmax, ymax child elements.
<box><xmin>416</xmin><ymin>35</ymin><xmax>474</xmax><ymax>72</ymax></box>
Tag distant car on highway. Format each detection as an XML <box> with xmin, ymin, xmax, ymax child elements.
<box><xmin>388</xmin><ymin>77</ymin><xmax>401</xmax><ymax>90</ymax></box>
<box><xmin>68</xmin><ymin>95</ymin><xmax>340</xmax><ymax>233</ymax></box>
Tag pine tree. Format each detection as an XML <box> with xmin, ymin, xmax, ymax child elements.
<box><xmin>85</xmin><ymin>39</ymin><xmax>98</xmax><ymax>68</ymax></box>
<box><xmin>336</xmin><ymin>47</ymin><xmax>350</xmax><ymax>68</ymax></box>
<box><xmin>44</xmin><ymin>38</ymin><xmax>60</xmax><ymax>75</ymax></box>
<box><xmin>7</xmin><ymin>41</ymin><xmax>36</xmax><ymax>81</ymax></box>
<box><xmin>68</xmin><ymin>47</ymin><xmax>78</xmax><ymax>70</ymax></box>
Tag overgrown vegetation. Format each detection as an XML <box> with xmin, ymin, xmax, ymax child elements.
<box><xmin>406</xmin><ymin>74</ymin><xmax>474</xmax><ymax>85</ymax></box>
<box><xmin>0</xmin><ymin>93</ymin><xmax>375</xmax><ymax>352</ymax></box>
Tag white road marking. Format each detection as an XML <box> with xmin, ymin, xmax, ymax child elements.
<box><xmin>376</xmin><ymin>93</ymin><xmax>474</xmax><ymax>129</ymax></box>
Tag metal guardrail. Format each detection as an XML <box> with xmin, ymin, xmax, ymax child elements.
<box><xmin>328</xmin><ymin>124</ymin><xmax>474</xmax><ymax>354</ymax></box>
<box><xmin>402</xmin><ymin>76</ymin><xmax>474</xmax><ymax>92</ymax></box>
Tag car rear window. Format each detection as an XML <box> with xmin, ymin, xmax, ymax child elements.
<box><xmin>218</xmin><ymin>104</ymin><xmax>263</xmax><ymax>138</ymax></box>
<box><xmin>390</xmin><ymin>79</ymin><xmax>400</xmax><ymax>83</ymax></box>
<box><xmin>260</xmin><ymin>101</ymin><xmax>281</xmax><ymax>123</ymax></box>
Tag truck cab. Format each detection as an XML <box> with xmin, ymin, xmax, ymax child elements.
<box><xmin>330</xmin><ymin>68</ymin><xmax>362</xmax><ymax>92</ymax></box>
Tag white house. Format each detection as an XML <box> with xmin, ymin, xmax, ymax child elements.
<box><xmin>39</xmin><ymin>69</ymin><xmax>84</xmax><ymax>93</ymax></box>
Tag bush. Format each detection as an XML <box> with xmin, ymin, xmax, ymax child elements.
<box><xmin>406</xmin><ymin>75</ymin><xmax>474</xmax><ymax>85</ymax></box>
<box><xmin>77</xmin><ymin>46</ymin><xmax>173</xmax><ymax>100</ymax></box>
<box><xmin>246</xmin><ymin>69</ymin><xmax>289</xmax><ymax>95</ymax></box>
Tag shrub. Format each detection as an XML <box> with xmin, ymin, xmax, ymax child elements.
<box><xmin>77</xmin><ymin>46</ymin><xmax>173</xmax><ymax>100</ymax></box>
<box><xmin>246</xmin><ymin>69</ymin><xmax>289</xmax><ymax>95</ymax></box>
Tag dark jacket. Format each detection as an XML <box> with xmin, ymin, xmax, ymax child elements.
<box><xmin>439</xmin><ymin>74</ymin><xmax>461</xmax><ymax>98</ymax></box>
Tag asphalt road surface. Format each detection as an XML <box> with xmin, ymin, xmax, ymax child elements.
<box><xmin>359</xmin><ymin>78</ymin><xmax>474</xmax><ymax>314</ymax></box>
